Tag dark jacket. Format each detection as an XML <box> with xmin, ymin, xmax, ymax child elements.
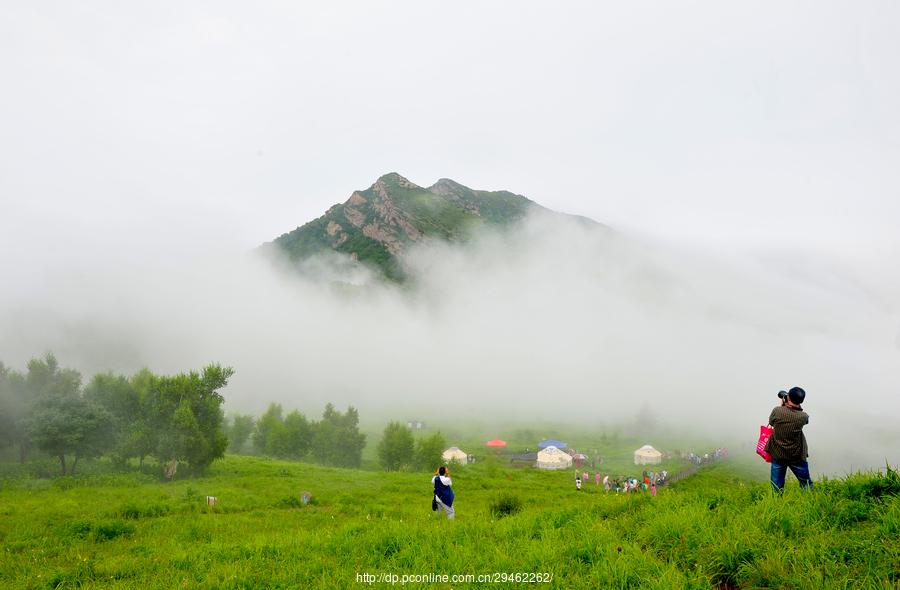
<box><xmin>433</xmin><ymin>475</ymin><xmax>454</xmax><ymax>507</ymax></box>
<box><xmin>765</xmin><ymin>405</ymin><xmax>809</xmax><ymax>462</ymax></box>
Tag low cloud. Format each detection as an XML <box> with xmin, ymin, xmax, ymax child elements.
<box><xmin>1</xmin><ymin>211</ymin><xmax>897</xmax><ymax>474</ymax></box>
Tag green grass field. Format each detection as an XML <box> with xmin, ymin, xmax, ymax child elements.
<box><xmin>1</xmin><ymin>450</ymin><xmax>898</xmax><ymax>589</ymax></box>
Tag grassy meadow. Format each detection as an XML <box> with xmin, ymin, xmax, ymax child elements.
<box><xmin>1</xmin><ymin>441</ymin><xmax>898</xmax><ymax>589</ymax></box>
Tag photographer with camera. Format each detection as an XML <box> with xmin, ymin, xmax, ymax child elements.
<box><xmin>765</xmin><ymin>387</ymin><xmax>813</xmax><ymax>492</ymax></box>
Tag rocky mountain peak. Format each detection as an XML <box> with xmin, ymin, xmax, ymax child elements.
<box><xmin>373</xmin><ymin>172</ymin><xmax>421</xmax><ymax>192</ymax></box>
<box><xmin>268</xmin><ymin>173</ymin><xmax>586</xmax><ymax>283</ymax></box>
<box><xmin>427</xmin><ymin>178</ymin><xmax>469</xmax><ymax>197</ymax></box>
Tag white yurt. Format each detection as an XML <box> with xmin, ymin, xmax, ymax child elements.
<box><xmin>536</xmin><ymin>445</ymin><xmax>574</xmax><ymax>470</ymax></box>
<box><xmin>442</xmin><ymin>446</ymin><xmax>468</xmax><ymax>464</ymax></box>
<box><xmin>633</xmin><ymin>445</ymin><xmax>663</xmax><ymax>465</ymax></box>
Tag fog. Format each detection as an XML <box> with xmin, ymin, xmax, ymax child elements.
<box><xmin>1</xmin><ymin>208</ymin><xmax>897</xmax><ymax>474</ymax></box>
<box><xmin>2</xmin><ymin>2</ymin><xmax>899</xmax><ymax>475</ymax></box>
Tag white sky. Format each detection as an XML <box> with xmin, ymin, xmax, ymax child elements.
<box><xmin>2</xmin><ymin>1</ymin><xmax>899</xmax><ymax>264</ymax></box>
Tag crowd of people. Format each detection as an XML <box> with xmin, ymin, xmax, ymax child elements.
<box><xmin>574</xmin><ymin>469</ymin><xmax>669</xmax><ymax>495</ymax></box>
<box><xmin>683</xmin><ymin>447</ymin><xmax>729</xmax><ymax>465</ymax></box>
<box><xmin>572</xmin><ymin>446</ymin><xmax>731</xmax><ymax>495</ymax></box>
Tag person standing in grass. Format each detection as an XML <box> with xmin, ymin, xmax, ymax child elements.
<box><xmin>432</xmin><ymin>466</ymin><xmax>455</xmax><ymax>519</ymax></box>
<box><xmin>765</xmin><ymin>386</ymin><xmax>813</xmax><ymax>492</ymax></box>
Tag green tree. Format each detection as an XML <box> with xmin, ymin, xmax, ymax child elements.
<box><xmin>377</xmin><ymin>421</ymin><xmax>415</xmax><ymax>471</ymax></box>
<box><xmin>84</xmin><ymin>371</ymin><xmax>143</xmax><ymax>466</ymax></box>
<box><xmin>335</xmin><ymin>406</ymin><xmax>366</xmax><ymax>468</ymax></box>
<box><xmin>27</xmin><ymin>393</ymin><xmax>113</xmax><ymax>475</ymax></box>
<box><xmin>150</xmin><ymin>364</ymin><xmax>233</xmax><ymax>474</ymax></box>
<box><xmin>310</xmin><ymin>404</ymin><xmax>366</xmax><ymax>468</ymax></box>
<box><xmin>0</xmin><ymin>362</ymin><xmax>36</xmax><ymax>461</ymax></box>
<box><xmin>21</xmin><ymin>355</ymin><xmax>114</xmax><ymax>475</ymax></box>
<box><xmin>25</xmin><ymin>353</ymin><xmax>81</xmax><ymax>399</ymax></box>
<box><xmin>414</xmin><ymin>431</ymin><xmax>446</xmax><ymax>471</ymax></box>
<box><xmin>226</xmin><ymin>414</ymin><xmax>255</xmax><ymax>454</ymax></box>
<box><xmin>8</xmin><ymin>353</ymin><xmax>82</xmax><ymax>463</ymax></box>
<box><xmin>124</xmin><ymin>369</ymin><xmax>160</xmax><ymax>469</ymax></box>
<box><xmin>282</xmin><ymin>410</ymin><xmax>313</xmax><ymax>459</ymax></box>
<box><xmin>0</xmin><ymin>362</ymin><xmax>23</xmax><ymax>453</ymax></box>
<box><xmin>253</xmin><ymin>403</ymin><xmax>286</xmax><ymax>456</ymax></box>
<box><xmin>251</xmin><ymin>405</ymin><xmax>313</xmax><ymax>459</ymax></box>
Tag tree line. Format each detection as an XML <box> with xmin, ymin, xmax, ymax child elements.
<box><xmin>0</xmin><ymin>354</ymin><xmax>370</xmax><ymax>476</ymax></box>
<box><xmin>226</xmin><ymin>402</ymin><xmax>366</xmax><ymax>468</ymax></box>
<box><xmin>2</xmin><ymin>354</ymin><xmax>443</xmax><ymax>477</ymax></box>
<box><xmin>227</xmin><ymin>412</ymin><xmax>446</xmax><ymax>473</ymax></box>
<box><xmin>0</xmin><ymin>353</ymin><xmax>232</xmax><ymax>475</ymax></box>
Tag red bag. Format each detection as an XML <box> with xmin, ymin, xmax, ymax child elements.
<box><xmin>756</xmin><ymin>425</ymin><xmax>774</xmax><ymax>463</ymax></box>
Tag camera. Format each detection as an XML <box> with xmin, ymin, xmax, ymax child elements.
<box><xmin>777</xmin><ymin>390</ymin><xmax>788</xmax><ymax>400</ymax></box>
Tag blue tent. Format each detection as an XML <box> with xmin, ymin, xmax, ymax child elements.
<box><xmin>537</xmin><ymin>439</ymin><xmax>568</xmax><ymax>450</ymax></box>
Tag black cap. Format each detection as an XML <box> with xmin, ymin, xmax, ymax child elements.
<box><xmin>788</xmin><ymin>387</ymin><xmax>806</xmax><ymax>404</ymax></box>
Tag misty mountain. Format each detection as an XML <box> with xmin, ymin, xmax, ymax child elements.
<box><xmin>265</xmin><ymin>172</ymin><xmax>600</xmax><ymax>281</ymax></box>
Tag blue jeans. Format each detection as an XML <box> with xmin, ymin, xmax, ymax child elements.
<box><xmin>770</xmin><ymin>458</ymin><xmax>813</xmax><ymax>492</ymax></box>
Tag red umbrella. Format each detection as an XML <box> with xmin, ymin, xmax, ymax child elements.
<box><xmin>485</xmin><ymin>439</ymin><xmax>507</xmax><ymax>448</ymax></box>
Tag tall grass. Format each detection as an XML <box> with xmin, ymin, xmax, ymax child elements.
<box><xmin>0</xmin><ymin>455</ymin><xmax>897</xmax><ymax>589</ymax></box>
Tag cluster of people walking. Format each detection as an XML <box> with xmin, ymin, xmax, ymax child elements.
<box><xmin>683</xmin><ymin>447</ymin><xmax>729</xmax><ymax>466</ymax></box>
<box><xmin>575</xmin><ymin>469</ymin><xmax>669</xmax><ymax>495</ymax></box>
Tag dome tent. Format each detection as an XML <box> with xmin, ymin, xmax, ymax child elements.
<box><xmin>442</xmin><ymin>447</ymin><xmax>468</xmax><ymax>463</ymax></box>
<box><xmin>537</xmin><ymin>439</ymin><xmax>568</xmax><ymax>450</ymax></box>
<box><xmin>536</xmin><ymin>446</ymin><xmax>573</xmax><ymax>470</ymax></box>
<box><xmin>633</xmin><ymin>444</ymin><xmax>663</xmax><ymax>465</ymax></box>
<box><xmin>485</xmin><ymin>439</ymin><xmax>507</xmax><ymax>448</ymax></box>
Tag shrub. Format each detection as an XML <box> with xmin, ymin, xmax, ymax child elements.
<box><xmin>93</xmin><ymin>520</ymin><xmax>135</xmax><ymax>541</ymax></box>
<box><xmin>278</xmin><ymin>495</ymin><xmax>302</xmax><ymax>508</ymax></box>
<box><xmin>707</xmin><ymin>540</ymin><xmax>756</xmax><ymax>587</ymax></box>
<box><xmin>823</xmin><ymin>466</ymin><xmax>900</xmax><ymax>502</ymax></box>
<box><xmin>181</xmin><ymin>486</ymin><xmax>203</xmax><ymax>503</ymax></box>
<box><xmin>490</xmin><ymin>493</ymin><xmax>522</xmax><ymax>518</ymax></box>
<box><xmin>68</xmin><ymin>520</ymin><xmax>93</xmax><ymax>539</ymax></box>
<box><xmin>120</xmin><ymin>502</ymin><xmax>170</xmax><ymax>519</ymax></box>
<box><xmin>831</xmin><ymin>499</ymin><xmax>870</xmax><ymax>528</ymax></box>
<box><xmin>47</xmin><ymin>560</ymin><xmax>99</xmax><ymax>588</ymax></box>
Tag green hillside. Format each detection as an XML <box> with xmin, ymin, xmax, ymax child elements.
<box><xmin>266</xmin><ymin>173</ymin><xmax>588</xmax><ymax>282</ymax></box>
<box><xmin>1</xmin><ymin>454</ymin><xmax>897</xmax><ymax>589</ymax></box>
